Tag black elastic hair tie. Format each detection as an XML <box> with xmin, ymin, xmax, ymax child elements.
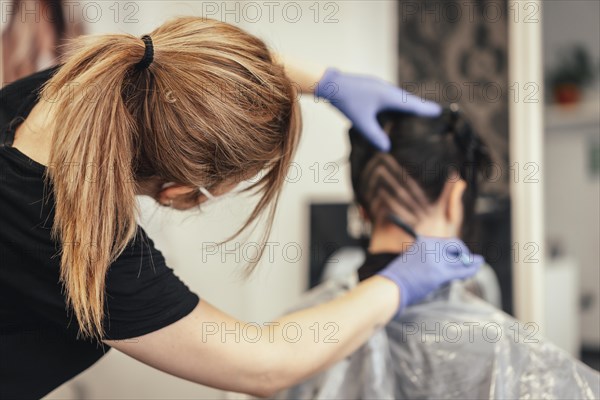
<box><xmin>135</xmin><ymin>35</ymin><xmax>154</xmax><ymax>71</ymax></box>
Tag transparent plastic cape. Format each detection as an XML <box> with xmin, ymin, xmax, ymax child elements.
<box><xmin>273</xmin><ymin>276</ymin><xmax>600</xmax><ymax>400</ymax></box>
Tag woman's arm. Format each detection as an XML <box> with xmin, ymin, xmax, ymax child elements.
<box><xmin>104</xmin><ymin>275</ymin><xmax>399</xmax><ymax>398</ymax></box>
<box><xmin>105</xmin><ymin>236</ymin><xmax>481</xmax><ymax>397</ymax></box>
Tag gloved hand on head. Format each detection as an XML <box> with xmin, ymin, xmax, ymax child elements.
<box><xmin>315</xmin><ymin>68</ymin><xmax>442</xmax><ymax>151</ymax></box>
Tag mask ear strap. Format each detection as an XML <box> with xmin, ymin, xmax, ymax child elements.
<box><xmin>198</xmin><ymin>186</ymin><xmax>215</xmax><ymax>200</ymax></box>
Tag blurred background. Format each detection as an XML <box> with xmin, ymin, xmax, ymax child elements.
<box><xmin>1</xmin><ymin>0</ymin><xmax>598</xmax><ymax>398</ymax></box>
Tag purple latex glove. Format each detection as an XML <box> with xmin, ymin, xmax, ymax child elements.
<box><xmin>378</xmin><ymin>236</ymin><xmax>483</xmax><ymax>316</ymax></box>
<box><xmin>315</xmin><ymin>68</ymin><xmax>442</xmax><ymax>151</ymax></box>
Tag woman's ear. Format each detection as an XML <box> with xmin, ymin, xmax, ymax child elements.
<box><xmin>157</xmin><ymin>183</ymin><xmax>198</xmax><ymax>207</ymax></box>
<box><xmin>444</xmin><ymin>178</ymin><xmax>467</xmax><ymax>232</ymax></box>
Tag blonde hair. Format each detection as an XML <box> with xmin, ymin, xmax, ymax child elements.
<box><xmin>43</xmin><ymin>17</ymin><xmax>301</xmax><ymax>339</ymax></box>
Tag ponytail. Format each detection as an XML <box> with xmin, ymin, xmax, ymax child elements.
<box><xmin>42</xmin><ymin>18</ymin><xmax>301</xmax><ymax>339</ymax></box>
<box><xmin>44</xmin><ymin>34</ymin><xmax>150</xmax><ymax>339</ymax></box>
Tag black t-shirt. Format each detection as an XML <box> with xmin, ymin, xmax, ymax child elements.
<box><xmin>357</xmin><ymin>252</ymin><xmax>398</xmax><ymax>282</ymax></box>
<box><xmin>0</xmin><ymin>67</ymin><xmax>200</xmax><ymax>399</ymax></box>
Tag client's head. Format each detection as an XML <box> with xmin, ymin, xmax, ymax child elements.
<box><xmin>349</xmin><ymin>106</ymin><xmax>490</xmax><ymax>252</ymax></box>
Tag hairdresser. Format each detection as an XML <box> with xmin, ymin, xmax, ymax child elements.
<box><xmin>0</xmin><ymin>17</ymin><xmax>483</xmax><ymax>398</ymax></box>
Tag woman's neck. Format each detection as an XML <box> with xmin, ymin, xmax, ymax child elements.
<box><xmin>12</xmin><ymin>100</ymin><xmax>54</xmax><ymax>166</ymax></box>
<box><xmin>368</xmin><ymin>224</ymin><xmax>416</xmax><ymax>254</ymax></box>
<box><xmin>368</xmin><ymin>217</ymin><xmax>455</xmax><ymax>254</ymax></box>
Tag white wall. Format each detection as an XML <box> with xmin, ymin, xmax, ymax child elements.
<box><xmin>544</xmin><ymin>108</ymin><xmax>600</xmax><ymax>348</ymax></box>
<box><xmin>542</xmin><ymin>0</ymin><xmax>600</xmax><ymax>349</ymax></box>
<box><xmin>45</xmin><ymin>1</ymin><xmax>398</xmax><ymax>398</ymax></box>
<box><xmin>542</xmin><ymin>0</ymin><xmax>600</xmax><ymax>75</ymax></box>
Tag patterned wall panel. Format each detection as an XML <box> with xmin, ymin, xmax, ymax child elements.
<box><xmin>397</xmin><ymin>0</ymin><xmax>513</xmax><ymax>312</ymax></box>
<box><xmin>397</xmin><ymin>0</ymin><xmax>509</xmax><ymax>195</ymax></box>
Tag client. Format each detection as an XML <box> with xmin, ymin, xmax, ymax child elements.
<box><xmin>274</xmin><ymin>107</ymin><xmax>600</xmax><ymax>399</ymax></box>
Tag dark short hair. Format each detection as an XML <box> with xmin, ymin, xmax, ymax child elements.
<box><xmin>349</xmin><ymin>107</ymin><xmax>491</xmax><ymax>234</ymax></box>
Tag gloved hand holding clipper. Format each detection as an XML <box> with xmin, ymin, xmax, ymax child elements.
<box><xmin>378</xmin><ymin>237</ymin><xmax>483</xmax><ymax>315</ymax></box>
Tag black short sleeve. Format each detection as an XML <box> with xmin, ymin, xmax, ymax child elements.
<box><xmin>103</xmin><ymin>227</ymin><xmax>200</xmax><ymax>340</ymax></box>
<box><xmin>0</xmin><ymin>66</ymin><xmax>200</xmax><ymax>398</ymax></box>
